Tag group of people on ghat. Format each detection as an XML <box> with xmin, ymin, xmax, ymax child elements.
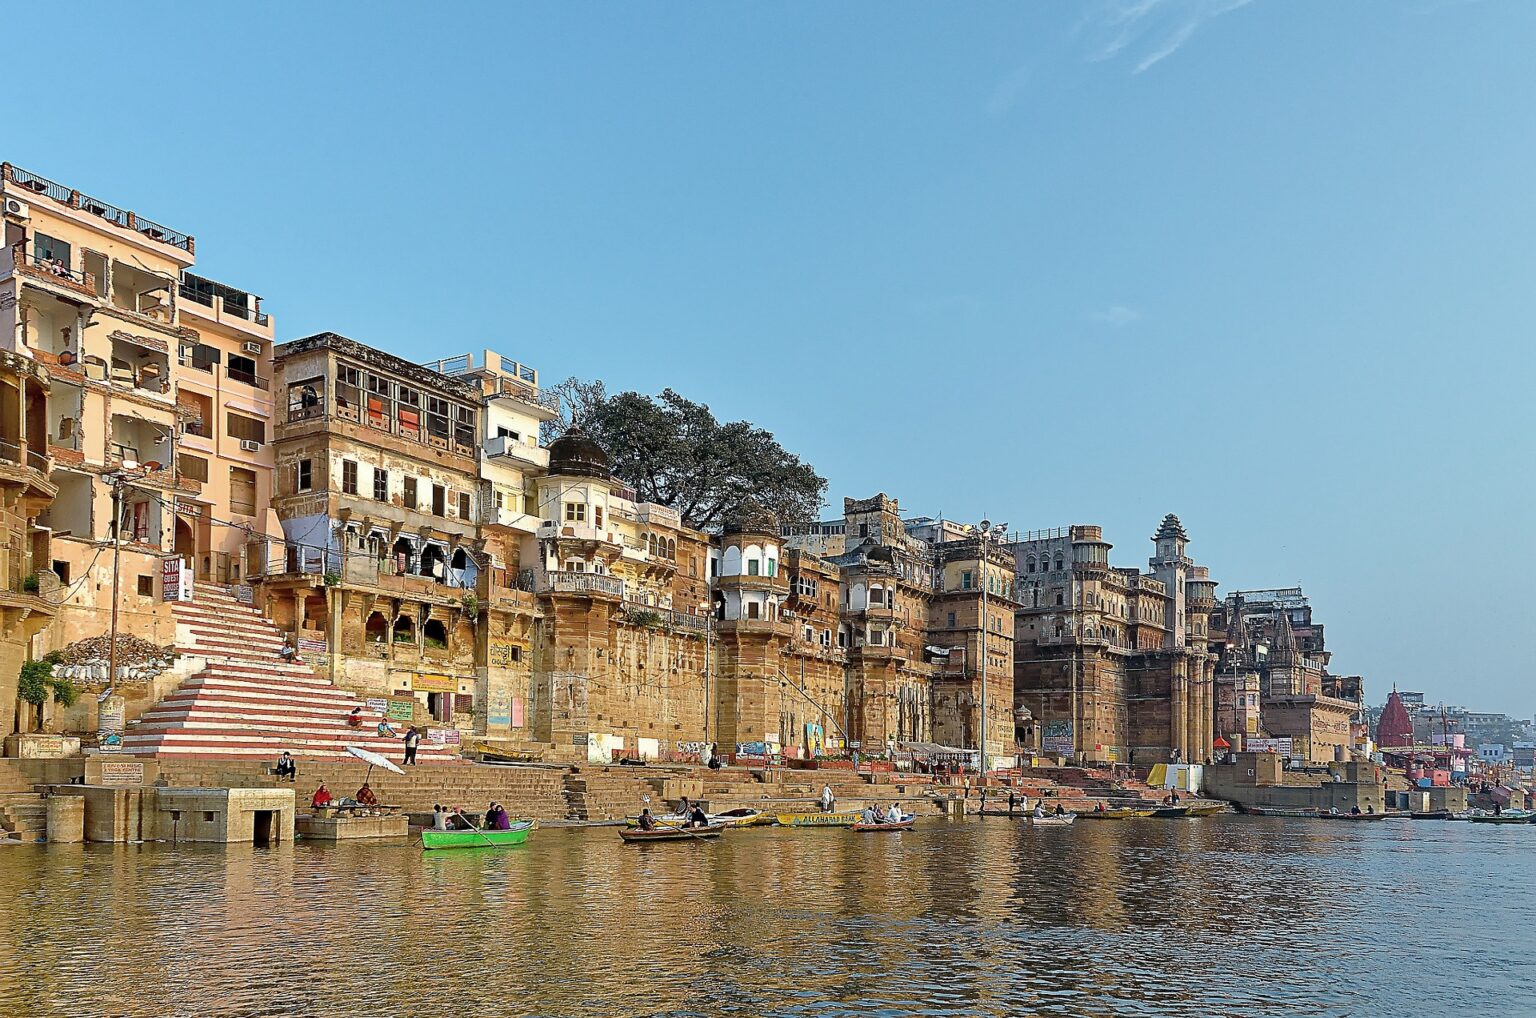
<box><xmin>308</xmin><ymin>782</ymin><xmax>380</xmax><ymax>808</ymax></box>
<box><xmin>859</xmin><ymin>802</ymin><xmax>908</xmax><ymax>825</ymax></box>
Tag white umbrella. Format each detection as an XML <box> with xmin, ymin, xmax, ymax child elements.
<box><xmin>346</xmin><ymin>745</ymin><xmax>405</xmax><ymax>784</ymax></box>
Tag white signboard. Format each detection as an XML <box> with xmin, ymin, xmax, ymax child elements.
<box><xmin>161</xmin><ymin>557</ymin><xmax>193</xmax><ymax>602</ymax></box>
<box><xmin>1246</xmin><ymin>737</ymin><xmax>1294</xmax><ymax>755</ymax></box>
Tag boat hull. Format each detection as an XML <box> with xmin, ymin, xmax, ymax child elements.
<box><xmin>851</xmin><ymin>819</ymin><xmax>915</xmax><ymax>831</ymax></box>
<box><xmin>620</xmin><ymin>823</ymin><xmax>726</xmax><ymax>842</ymax></box>
<box><xmin>775</xmin><ymin>811</ymin><xmax>865</xmax><ymax>827</ymax></box>
<box><xmin>421</xmin><ymin>822</ymin><xmax>533</xmax><ymax>850</ymax></box>
<box><xmin>1081</xmin><ymin>809</ymin><xmax>1154</xmax><ymax>819</ymax></box>
<box><xmin>1029</xmin><ymin>815</ymin><xmax>1076</xmax><ymax>826</ymax></box>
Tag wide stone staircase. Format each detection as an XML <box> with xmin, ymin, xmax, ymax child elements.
<box><xmin>0</xmin><ymin>761</ymin><xmax>46</xmax><ymax>843</ymax></box>
<box><xmin>122</xmin><ymin>585</ymin><xmax>458</xmax><ymax>764</ymax></box>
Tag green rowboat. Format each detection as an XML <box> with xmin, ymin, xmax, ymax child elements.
<box><xmin>421</xmin><ymin>820</ymin><xmax>534</xmax><ymax>850</ymax></box>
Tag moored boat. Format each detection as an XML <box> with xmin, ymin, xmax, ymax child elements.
<box><xmin>625</xmin><ymin>807</ymin><xmax>769</xmax><ymax>829</ymax></box>
<box><xmin>1317</xmin><ymin>811</ymin><xmax>1389</xmax><ymax>821</ymax></box>
<box><xmin>1150</xmin><ymin>806</ymin><xmax>1190</xmax><ymax>818</ymax></box>
<box><xmin>1409</xmin><ymin>810</ymin><xmax>1451</xmax><ymax>820</ymax></box>
<box><xmin>1467</xmin><ymin>814</ymin><xmax>1531</xmax><ymax>825</ymax></box>
<box><xmin>1079</xmin><ymin>808</ymin><xmax>1154</xmax><ymax>819</ymax></box>
<box><xmin>421</xmin><ymin>820</ymin><xmax>534</xmax><ymax>851</ymax></box>
<box><xmin>1185</xmin><ymin>804</ymin><xmax>1227</xmax><ymax>817</ymax></box>
<box><xmin>619</xmin><ymin>823</ymin><xmax>727</xmax><ymax>842</ymax></box>
<box><xmin>1243</xmin><ymin>805</ymin><xmax>1318</xmax><ymax>818</ymax></box>
<box><xmin>775</xmin><ymin>811</ymin><xmax>865</xmax><ymax>827</ymax></box>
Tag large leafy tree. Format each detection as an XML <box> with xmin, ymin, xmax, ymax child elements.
<box><xmin>542</xmin><ymin>379</ymin><xmax>826</xmax><ymax>532</ymax></box>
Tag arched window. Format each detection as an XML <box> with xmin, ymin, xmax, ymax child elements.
<box><xmin>422</xmin><ymin>618</ymin><xmax>448</xmax><ymax>649</ymax></box>
<box><xmin>1026</xmin><ymin>557</ymin><xmax>1035</xmax><ymax>573</ymax></box>
<box><xmin>392</xmin><ymin>615</ymin><xmax>415</xmax><ymax>643</ymax></box>
<box><xmin>1055</xmin><ymin>556</ymin><xmax>1064</xmax><ymax>571</ymax></box>
<box><xmin>721</xmin><ymin>545</ymin><xmax>742</xmax><ymax>576</ymax></box>
<box><xmin>667</xmin><ymin>538</ymin><xmax>675</xmax><ymax>560</ymax></box>
<box><xmin>364</xmin><ymin>611</ymin><xmax>388</xmax><ymax>643</ymax></box>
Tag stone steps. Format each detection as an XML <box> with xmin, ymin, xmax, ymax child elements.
<box><xmin>0</xmin><ymin>794</ymin><xmax>46</xmax><ymax>843</ymax></box>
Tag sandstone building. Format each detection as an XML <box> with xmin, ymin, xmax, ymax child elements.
<box><xmin>1007</xmin><ymin>515</ymin><xmax>1218</xmax><ymax>765</ymax></box>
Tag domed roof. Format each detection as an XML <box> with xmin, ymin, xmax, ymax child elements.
<box><xmin>547</xmin><ymin>426</ymin><xmax>611</xmax><ymax>479</ymax></box>
<box><xmin>723</xmin><ymin>500</ymin><xmax>779</xmax><ymax>536</ymax></box>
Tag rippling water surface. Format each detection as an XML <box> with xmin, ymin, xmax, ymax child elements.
<box><xmin>2</xmin><ymin>817</ymin><xmax>1531</xmax><ymax>1017</ymax></box>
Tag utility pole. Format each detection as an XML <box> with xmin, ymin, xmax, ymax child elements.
<box><xmin>976</xmin><ymin>523</ymin><xmax>989</xmax><ymax>776</ymax></box>
<box><xmin>105</xmin><ymin>473</ymin><xmax>126</xmax><ymax>698</ymax></box>
<box><xmin>701</xmin><ymin>600</ymin><xmax>713</xmax><ymax>745</ymax></box>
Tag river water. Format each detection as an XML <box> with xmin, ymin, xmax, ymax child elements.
<box><xmin>1</xmin><ymin>816</ymin><xmax>1530</xmax><ymax>1018</ymax></box>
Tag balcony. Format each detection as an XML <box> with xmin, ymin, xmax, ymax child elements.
<box><xmin>225</xmin><ymin>362</ymin><xmax>270</xmax><ymax>391</ymax></box>
<box><xmin>539</xmin><ymin>570</ymin><xmax>624</xmax><ymax>599</ymax></box>
<box><xmin>487</xmin><ymin>507</ymin><xmax>540</xmax><ymax>533</ymax></box>
<box><xmin>623</xmin><ymin>600</ymin><xmax>710</xmax><ymax>633</ymax></box>
<box><xmin>537</xmin><ymin>521</ymin><xmax>620</xmax><ymax>545</ymax></box>
<box><xmin>484</xmin><ymin>433</ymin><xmax>549</xmax><ymax>470</ymax></box>
<box><xmin>178</xmin><ymin>273</ymin><xmax>270</xmax><ymax>327</ymax></box>
<box><xmin>5</xmin><ymin>242</ymin><xmax>100</xmax><ymax>301</ymax></box>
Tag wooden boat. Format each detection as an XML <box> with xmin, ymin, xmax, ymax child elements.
<box><xmin>775</xmin><ymin>810</ymin><xmax>864</xmax><ymax>827</ymax></box>
<box><xmin>1409</xmin><ymin>810</ymin><xmax>1451</xmax><ymax>820</ymax></box>
<box><xmin>850</xmin><ymin>818</ymin><xmax>915</xmax><ymax>831</ymax></box>
<box><xmin>1150</xmin><ymin>806</ymin><xmax>1190</xmax><ymax>818</ymax></box>
<box><xmin>625</xmin><ymin>807</ymin><xmax>769</xmax><ymax>829</ymax></box>
<box><xmin>1243</xmin><ymin>805</ymin><xmax>1318</xmax><ymax>818</ymax></box>
<box><xmin>421</xmin><ymin>820</ymin><xmax>534</xmax><ymax>850</ymax></box>
<box><xmin>1079</xmin><ymin>808</ymin><xmax>1154</xmax><ymax>819</ymax></box>
<box><xmin>619</xmin><ymin>822</ymin><xmax>726</xmax><ymax>842</ymax></box>
<box><xmin>1317</xmin><ymin>811</ymin><xmax>1389</xmax><ymax>821</ymax></box>
<box><xmin>1029</xmin><ymin>813</ymin><xmax>1076</xmax><ymax>826</ymax></box>
<box><xmin>1185</xmin><ymin>804</ymin><xmax>1226</xmax><ymax>817</ymax></box>
<box><xmin>1467</xmin><ymin>813</ymin><xmax>1531</xmax><ymax>825</ymax></box>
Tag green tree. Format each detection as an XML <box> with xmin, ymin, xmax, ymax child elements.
<box><xmin>16</xmin><ymin>653</ymin><xmax>75</xmax><ymax>733</ymax></box>
<box><xmin>543</xmin><ymin>380</ymin><xmax>827</xmax><ymax>532</ymax></box>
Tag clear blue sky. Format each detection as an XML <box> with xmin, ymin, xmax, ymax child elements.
<box><xmin>11</xmin><ymin>2</ymin><xmax>1533</xmax><ymax>714</ymax></box>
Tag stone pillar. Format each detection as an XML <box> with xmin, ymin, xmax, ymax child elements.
<box><xmin>46</xmin><ymin>794</ymin><xmax>84</xmax><ymax>844</ymax></box>
<box><xmin>1170</xmin><ymin>662</ymin><xmax>1188</xmax><ymax>761</ymax></box>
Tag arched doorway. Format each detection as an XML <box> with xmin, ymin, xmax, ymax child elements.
<box><xmin>174</xmin><ymin>516</ymin><xmax>194</xmax><ymax>567</ymax></box>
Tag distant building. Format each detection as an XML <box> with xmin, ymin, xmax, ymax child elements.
<box><xmin>1377</xmin><ymin>687</ymin><xmax>1414</xmax><ymax>749</ymax></box>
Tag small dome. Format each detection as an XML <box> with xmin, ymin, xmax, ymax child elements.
<box><xmin>547</xmin><ymin>426</ymin><xmax>610</xmax><ymax>479</ymax></box>
<box><xmin>723</xmin><ymin>500</ymin><xmax>779</xmax><ymax>536</ymax></box>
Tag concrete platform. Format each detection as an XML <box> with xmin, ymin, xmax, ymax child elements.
<box><xmin>298</xmin><ymin>813</ymin><xmax>408</xmax><ymax>840</ymax></box>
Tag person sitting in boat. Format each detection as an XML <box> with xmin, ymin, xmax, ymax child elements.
<box><xmin>448</xmin><ymin>807</ymin><xmax>475</xmax><ymax>830</ymax></box>
<box><xmin>432</xmin><ymin>804</ymin><xmax>449</xmax><ymax>830</ymax></box>
<box><xmin>1094</xmin><ymin>801</ymin><xmax>1106</xmax><ymax>813</ymax></box>
<box><xmin>1033</xmin><ymin>804</ymin><xmax>1047</xmax><ymax>819</ymax></box>
<box><xmin>861</xmin><ymin>805</ymin><xmax>881</xmax><ymax>825</ymax></box>
<box><xmin>311</xmin><ymin>783</ymin><xmax>332</xmax><ymax>808</ymax></box>
<box><xmin>686</xmin><ymin>804</ymin><xmax>709</xmax><ymax>828</ymax></box>
<box><xmin>491</xmin><ymin>805</ymin><xmax>512</xmax><ymax>830</ymax></box>
<box><xmin>676</xmin><ymin>796</ymin><xmax>692</xmax><ymax>820</ymax></box>
<box><xmin>885</xmin><ymin>803</ymin><xmax>903</xmax><ymax>824</ymax></box>
<box><xmin>1053</xmin><ymin>804</ymin><xmax>1066</xmax><ymax>817</ymax></box>
<box><xmin>1350</xmin><ymin>806</ymin><xmax>1362</xmax><ymax>815</ymax></box>
<box><xmin>637</xmin><ymin>808</ymin><xmax>658</xmax><ymax>831</ymax></box>
<box><xmin>483</xmin><ymin>802</ymin><xmax>500</xmax><ymax>829</ymax></box>
<box><xmin>355</xmin><ymin>783</ymin><xmax>378</xmax><ymax>806</ymax></box>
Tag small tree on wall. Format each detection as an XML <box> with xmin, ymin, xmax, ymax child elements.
<box><xmin>16</xmin><ymin>652</ymin><xmax>76</xmax><ymax>733</ymax></box>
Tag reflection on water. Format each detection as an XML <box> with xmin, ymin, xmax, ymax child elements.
<box><xmin>2</xmin><ymin>817</ymin><xmax>1532</xmax><ymax>1017</ymax></box>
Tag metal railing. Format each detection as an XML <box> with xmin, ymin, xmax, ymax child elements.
<box><xmin>541</xmin><ymin>570</ymin><xmax>624</xmax><ymax>598</ymax></box>
<box><xmin>226</xmin><ymin>365</ymin><xmax>269</xmax><ymax>390</ymax></box>
<box><xmin>5</xmin><ymin>164</ymin><xmax>194</xmax><ymax>252</ymax></box>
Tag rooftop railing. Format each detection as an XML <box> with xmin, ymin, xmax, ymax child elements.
<box><xmin>3</xmin><ymin>163</ymin><xmax>195</xmax><ymax>254</ymax></box>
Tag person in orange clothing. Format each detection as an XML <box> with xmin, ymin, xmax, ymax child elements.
<box><xmin>311</xmin><ymin>783</ymin><xmax>333</xmax><ymax>808</ymax></box>
<box><xmin>356</xmin><ymin>783</ymin><xmax>378</xmax><ymax>806</ymax></box>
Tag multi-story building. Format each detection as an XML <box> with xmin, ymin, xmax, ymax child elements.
<box><xmin>1210</xmin><ymin>586</ymin><xmax>1362</xmax><ymax>763</ymax></box>
<box><xmin>528</xmin><ymin>428</ymin><xmax>713</xmax><ymax>761</ymax></box>
<box><xmin>1008</xmin><ymin>515</ymin><xmax>1218</xmax><ymax>765</ymax></box>
<box><xmin>265</xmin><ymin>332</ymin><xmax>495</xmax><ymax>726</ymax></box>
<box><xmin>0</xmin><ymin>351</ymin><xmax>60</xmax><ymax>740</ymax></box>
<box><xmin>0</xmin><ymin>161</ymin><xmax>278</xmax><ymax>655</ymax></box>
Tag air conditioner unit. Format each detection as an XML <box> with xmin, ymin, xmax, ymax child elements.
<box><xmin>241</xmin><ymin>341</ymin><xmax>263</xmax><ymax>355</ymax></box>
<box><xmin>4</xmin><ymin>198</ymin><xmax>29</xmax><ymax>220</ymax></box>
<box><xmin>239</xmin><ymin>439</ymin><xmax>260</xmax><ymax>452</ymax></box>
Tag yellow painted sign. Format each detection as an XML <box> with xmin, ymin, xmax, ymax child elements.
<box><xmin>411</xmin><ymin>673</ymin><xmax>457</xmax><ymax>693</ymax></box>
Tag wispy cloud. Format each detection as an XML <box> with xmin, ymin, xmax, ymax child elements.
<box><xmin>1086</xmin><ymin>0</ymin><xmax>1255</xmax><ymax>75</ymax></box>
<box><xmin>1089</xmin><ymin>305</ymin><xmax>1142</xmax><ymax>326</ymax></box>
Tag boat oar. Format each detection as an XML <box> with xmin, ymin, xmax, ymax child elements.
<box><xmin>652</xmin><ymin>819</ymin><xmax>717</xmax><ymax>842</ymax></box>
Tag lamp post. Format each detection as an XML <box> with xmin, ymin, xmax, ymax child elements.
<box><xmin>700</xmin><ymin>600</ymin><xmax>714</xmax><ymax>745</ymax></box>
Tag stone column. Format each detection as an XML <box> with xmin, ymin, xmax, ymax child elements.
<box><xmin>1170</xmin><ymin>662</ymin><xmax>1188</xmax><ymax>761</ymax></box>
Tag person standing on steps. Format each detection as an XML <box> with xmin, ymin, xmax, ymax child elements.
<box><xmin>403</xmin><ymin>725</ymin><xmax>421</xmax><ymax>765</ymax></box>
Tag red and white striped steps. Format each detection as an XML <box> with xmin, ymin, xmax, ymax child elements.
<box><xmin>123</xmin><ymin>586</ymin><xmax>458</xmax><ymax>763</ymax></box>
